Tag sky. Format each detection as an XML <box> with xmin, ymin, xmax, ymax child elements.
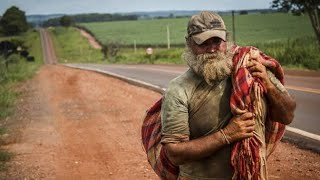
<box><xmin>0</xmin><ymin>0</ymin><xmax>274</xmax><ymax>15</ymax></box>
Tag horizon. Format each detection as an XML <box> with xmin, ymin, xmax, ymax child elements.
<box><xmin>25</xmin><ymin>8</ymin><xmax>274</xmax><ymax>16</ymax></box>
<box><xmin>0</xmin><ymin>0</ymin><xmax>274</xmax><ymax>16</ymax></box>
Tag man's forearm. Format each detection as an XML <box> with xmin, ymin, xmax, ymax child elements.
<box><xmin>164</xmin><ymin>131</ymin><xmax>227</xmax><ymax>165</ymax></box>
<box><xmin>164</xmin><ymin>112</ymin><xmax>256</xmax><ymax>165</ymax></box>
<box><xmin>266</xmin><ymin>84</ymin><xmax>296</xmax><ymax>125</ymax></box>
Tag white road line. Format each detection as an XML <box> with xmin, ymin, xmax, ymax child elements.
<box><xmin>286</xmin><ymin>85</ymin><xmax>320</xmax><ymax>94</ymax></box>
<box><xmin>286</xmin><ymin>126</ymin><xmax>320</xmax><ymax>141</ymax></box>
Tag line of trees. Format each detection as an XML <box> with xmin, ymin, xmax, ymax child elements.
<box><xmin>43</xmin><ymin>13</ymin><xmax>138</xmax><ymax>27</ymax></box>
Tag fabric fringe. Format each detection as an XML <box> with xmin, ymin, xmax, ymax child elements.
<box><xmin>230</xmin><ymin>47</ymin><xmax>285</xmax><ymax>180</ymax></box>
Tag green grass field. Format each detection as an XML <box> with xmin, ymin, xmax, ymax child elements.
<box><xmin>80</xmin><ymin>13</ymin><xmax>314</xmax><ymax>46</ymax></box>
<box><xmin>49</xmin><ymin>13</ymin><xmax>318</xmax><ymax>69</ymax></box>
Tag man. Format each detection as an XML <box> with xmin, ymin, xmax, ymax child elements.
<box><xmin>160</xmin><ymin>11</ymin><xmax>296</xmax><ymax>180</ymax></box>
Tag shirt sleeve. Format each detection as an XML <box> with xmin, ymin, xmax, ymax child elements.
<box><xmin>161</xmin><ymin>84</ymin><xmax>190</xmax><ymax>144</ymax></box>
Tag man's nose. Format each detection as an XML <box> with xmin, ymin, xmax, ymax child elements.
<box><xmin>206</xmin><ymin>44</ymin><xmax>218</xmax><ymax>53</ymax></box>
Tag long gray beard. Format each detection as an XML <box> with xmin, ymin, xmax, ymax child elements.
<box><xmin>183</xmin><ymin>47</ymin><xmax>234</xmax><ymax>86</ymax></box>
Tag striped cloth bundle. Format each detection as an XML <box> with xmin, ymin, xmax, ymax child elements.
<box><xmin>230</xmin><ymin>46</ymin><xmax>285</xmax><ymax>180</ymax></box>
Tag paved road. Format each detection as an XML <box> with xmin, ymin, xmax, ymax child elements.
<box><xmin>67</xmin><ymin>63</ymin><xmax>320</xmax><ymax>137</ymax></box>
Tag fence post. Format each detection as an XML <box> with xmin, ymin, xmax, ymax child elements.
<box><xmin>134</xmin><ymin>40</ymin><xmax>137</xmax><ymax>53</ymax></box>
<box><xmin>232</xmin><ymin>10</ymin><xmax>236</xmax><ymax>44</ymax></box>
<box><xmin>167</xmin><ymin>24</ymin><xmax>171</xmax><ymax>49</ymax></box>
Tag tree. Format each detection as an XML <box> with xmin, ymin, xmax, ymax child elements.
<box><xmin>239</xmin><ymin>10</ymin><xmax>248</xmax><ymax>15</ymax></box>
<box><xmin>0</xmin><ymin>6</ymin><xmax>28</xmax><ymax>36</ymax></box>
<box><xmin>272</xmin><ymin>0</ymin><xmax>320</xmax><ymax>46</ymax></box>
<box><xmin>59</xmin><ymin>15</ymin><xmax>73</xmax><ymax>27</ymax></box>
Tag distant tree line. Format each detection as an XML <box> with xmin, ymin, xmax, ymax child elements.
<box><xmin>43</xmin><ymin>13</ymin><xmax>138</xmax><ymax>27</ymax></box>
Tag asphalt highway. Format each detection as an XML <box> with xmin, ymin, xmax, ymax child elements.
<box><xmin>67</xmin><ymin>64</ymin><xmax>320</xmax><ymax>137</ymax></box>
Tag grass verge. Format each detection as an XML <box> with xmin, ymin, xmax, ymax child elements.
<box><xmin>0</xmin><ymin>29</ymin><xmax>43</xmax><ymax>170</ymax></box>
<box><xmin>49</xmin><ymin>27</ymin><xmax>104</xmax><ymax>63</ymax></box>
<box><xmin>107</xmin><ymin>36</ymin><xmax>320</xmax><ymax>70</ymax></box>
<box><xmin>0</xmin><ymin>30</ymin><xmax>43</xmax><ymax>118</ymax></box>
<box><xmin>48</xmin><ymin>26</ymin><xmax>319</xmax><ymax>70</ymax></box>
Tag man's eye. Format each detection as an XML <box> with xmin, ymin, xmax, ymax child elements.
<box><xmin>200</xmin><ymin>42</ymin><xmax>209</xmax><ymax>47</ymax></box>
<box><xmin>213</xmin><ymin>39</ymin><xmax>221</xmax><ymax>44</ymax></box>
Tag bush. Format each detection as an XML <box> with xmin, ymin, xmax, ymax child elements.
<box><xmin>112</xmin><ymin>48</ymin><xmax>184</xmax><ymax>64</ymax></box>
<box><xmin>254</xmin><ymin>36</ymin><xmax>320</xmax><ymax>70</ymax></box>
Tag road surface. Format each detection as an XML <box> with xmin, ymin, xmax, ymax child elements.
<box><xmin>66</xmin><ymin>64</ymin><xmax>320</xmax><ymax>137</ymax></box>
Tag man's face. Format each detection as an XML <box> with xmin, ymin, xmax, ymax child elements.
<box><xmin>190</xmin><ymin>37</ymin><xmax>227</xmax><ymax>55</ymax></box>
<box><xmin>183</xmin><ymin>36</ymin><xmax>233</xmax><ymax>86</ymax></box>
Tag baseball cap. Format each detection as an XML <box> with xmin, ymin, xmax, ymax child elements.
<box><xmin>187</xmin><ymin>11</ymin><xmax>227</xmax><ymax>45</ymax></box>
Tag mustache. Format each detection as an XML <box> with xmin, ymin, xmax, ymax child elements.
<box><xmin>196</xmin><ymin>51</ymin><xmax>226</xmax><ymax>63</ymax></box>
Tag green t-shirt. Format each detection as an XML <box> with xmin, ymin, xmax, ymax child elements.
<box><xmin>161</xmin><ymin>68</ymin><xmax>286</xmax><ymax>180</ymax></box>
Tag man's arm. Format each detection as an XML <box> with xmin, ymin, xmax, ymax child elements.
<box><xmin>248</xmin><ymin>61</ymin><xmax>296</xmax><ymax>125</ymax></box>
<box><xmin>165</xmin><ymin>112</ymin><xmax>255</xmax><ymax>165</ymax></box>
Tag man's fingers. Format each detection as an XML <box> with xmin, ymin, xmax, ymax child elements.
<box><xmin>245</xmin><ymin>126</ymin><xmax>255</xmax><ymax>133</ymax></box>
<box><xmin>246</xmin><ymin>61</ymin><xmax>257</xmax><ymax>68</ymax></box>
<box><xmin>240</xmin><ymin>112</ymin><xmax>254</xmax><ymax>120</ymax></box>
<box><xmin>245</xmin><ymin>131</ymin><xmax>255</xmax><ymax>137</ymax></box>
<box><xmin>251</xmin><ymin>72</ymin><xmax>263</xmax><ymax>78</ymax></box>
<box><xmin>248</xmin><ymin>64</ymin><xmax>263</xmax><ymax>72</ymax></box>
<box><xmin>244</xmin><ymin>119</ymin><xmax>255</xmax><ymax>126</ymax></box>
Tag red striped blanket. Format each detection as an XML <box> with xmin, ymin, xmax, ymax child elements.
<box><xmin>141</xmin><ymin>97</ymin><xmax>179</xmax><ymax>180</ymax></box>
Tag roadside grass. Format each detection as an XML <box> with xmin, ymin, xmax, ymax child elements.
<box><xmin>0</xmin><ymin>30</ymin><xmax>43</xmax><ymax>119</ymax></box>
<box><xmin>0</xmin><ymin>30</ymin><xmax>43</xmax><ymax>170</ymax></box>
<box><xmin>0</xmin><ymin>29</ymin><xmax>43</xmax><ymax>171</ymax></box>
<box><xmin>253</xmin><ymin>36</ymin><xmax>320</xmax><ymax>70</ymax></box>
<box><xmin>49</xmin><ymin>27</ymin><xmax>104</xmax><ymax>63</ymax></box>
<box><xmin>107</xmin><ymin>36</ymin><xmax>320</xmax><ymax>70</ymax></box>
<box><xmin>114</xmin><ymin>47</ymin><xmax>185</xmax><ymax>64</ymax></box>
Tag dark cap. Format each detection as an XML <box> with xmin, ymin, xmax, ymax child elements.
<box><xmin>187</xmin><ymin>11</ymin><xmax>227</xmax><ymax>44</ymax></box>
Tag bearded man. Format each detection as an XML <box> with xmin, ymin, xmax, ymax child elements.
<box><xmin>160</xmin><ymin>11</ymin><xmax>296</xmax><ymax>180</ymax></box>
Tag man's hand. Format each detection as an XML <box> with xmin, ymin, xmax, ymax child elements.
<box><xmin>247</xmin><ymin>60</ymin><xmax>273</xmax><ymax>90</ymax></box>
<box><xmin>246</xmin><ymin>57</ymin><xmax>296</xmax><ymax>125</ymax></box>
<box><xmin>223</xmin><ymin>112</ymin><xmax>255</xmax><ymax>143</ymax></box>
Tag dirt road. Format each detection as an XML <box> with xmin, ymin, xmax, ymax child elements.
<box><xmin>0</xmin><ymin>65</ymin><xmax>319</xmax><ymax>179</ymax></box>
<box><xmin>0</xmin><ymin>65</ymin><xmax>160</xmax><ymax>179</ymax></box>
<box><xmin>79</xmin><ymin>29</ymin><xmax>102</xmax><ymax>49</ymax></box>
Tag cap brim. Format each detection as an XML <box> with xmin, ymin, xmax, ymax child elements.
<box><xmin>192</xmin><ymin>30</ymin><xmax>226</xmax><ymax>44</ymax></box>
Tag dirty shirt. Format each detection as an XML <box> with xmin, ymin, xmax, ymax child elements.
<box><xmin>160</xmin><ymin>68</ymin><xmax>286</xmax><ymax>180</ymax></box>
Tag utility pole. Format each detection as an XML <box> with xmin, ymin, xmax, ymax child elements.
<box><xmin>232</xmin><ymin>10</ymin><xmax>236</xmax><ymax>44</ymax></box>
<box><xmin>167</xmin><ymin>24</ymin><xmax>170</xmax><ymax>49</ymax></box>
